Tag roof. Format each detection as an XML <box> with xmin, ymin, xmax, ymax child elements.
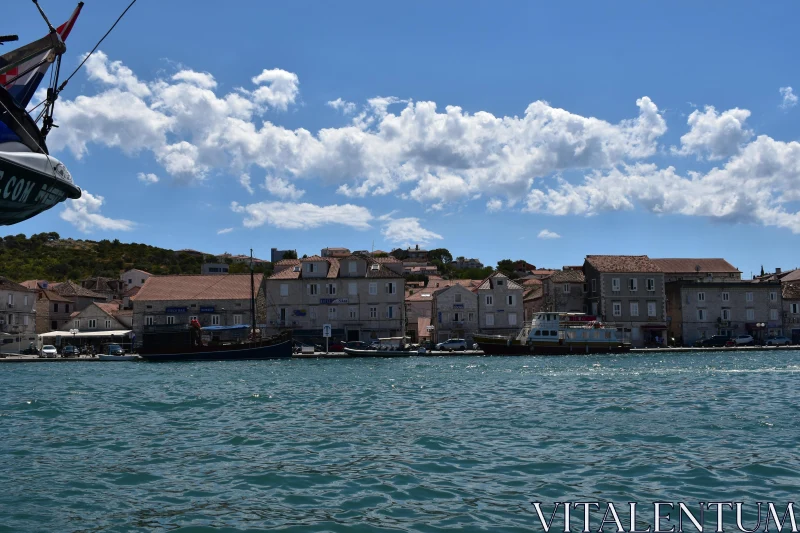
<box><xmin>19</xmin><ymin>279</ymin><xmax>48</xmax><ymax>290</ymax></box>
<box><xmin>522</xmin><ymin>278</ymin><xmax>543</xmax><ymax>287</ymax></box>
<box><xmin>95</xmin><ymin>302</ymin><xmax>122</xmax><ymax>316</ymax></box>
<box><xmin>274</xmin><ymin>258</ymin><xmax>301</xmax><ymax>267</ymax></box>
<box><xmin>585</xmin><ymin>255</ymin><xmax>661</xmax><ymax>273</ymax></box>
<box><xmin>122</xmin><ymin>268</ymin><xmax>152</xmax><ymax>275</ymax></box>
<box><xmin>0</xmin><ymin>276</ymin><xmax>34</xmax><ymax>293</ymax></box>
<box><xmin>40</xmin><ymin>290</ymin><xmax>73</xmax><ymax>303</ymax></box>
<box><xmin>476</xmin><ymin>272</ymin><xmax>524</xmax><ymax>291</ymax></box>
<box><xmin>300</xmin><ymin>255</ymin><xmax>326</xmax><ymax>262</ymax></box>
<box><xmin>524</xmin><ymin>286</ymin><xmax>544</xmax><ymax>300</ymax></box>
<box><xmin>548</xmin><ymin>270</ymin><xmax>586</xmax><ymax>283</ymax></box>
<box><xmin>650</xmin><ymin>258</ymin><xmax>740</xmax><ymax>274</ymax></box>
<box><xmin>123</xmin><ymin>285</ymin><xmax>141</xmax><ymax>298</ymax></box>
<box><xmin>780</xmin><ymin>269</ymin><xmax>800</xmax><ymax>283</ymax></box>
<box><xmin>132</xmin><ymin>274</ymin><xmax>264</xmax><ymax>301</ymax></box>
<box><xmin>406</xmin><ymin>290</ymin><xmax>434</xmax><ymax>302</ymax></box>
<box><xmin>373</xmin><ymin>256</ymin><xmax>401</xmax><ymax>264</ymax></box>
<box><xmin>53</xmin><ymin>280</ymin><xmax>107</xmax><ymax>299</ymax></box>
<box><xmin>783</xmin><ymin>281</ymin><xmax>800</xmax><ymax>300</ymax></box>
<box><xmin>528</xmin><ymin>269</ymin><xmax>558</xmax><ymax>277</ymax></box>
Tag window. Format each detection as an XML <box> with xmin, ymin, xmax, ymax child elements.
<box><xmin>468</xmin><ymin>312</ymin><xmax>474</xmax><ymax>321</ymax></box>
<box><xmin>326</xmin><ymin>283</ymin><xmax>337</xmax><ymax>295</ymax></box>
<box><xmin>369</xmin><ymin>306</ymin><xmax>377</xmax><ymax>319</ymax></box>
<box><xmin>349</xmin><ymin>282</ymin><xmax>357</xmax><ymax>296</ymax></box>
<box><xmin>280</xmin><ymin>284</ymin><xmax>289</xmax><ymax>296</ymax></box>
<box><xmin>233</xmin><ymin>314</ymin><xmax>242</xmax><ymax>325</ymax></box>
<box><xmin>166</xmin><ymin>316</ymin><xmax>175</xmax><ymax>325</ymax></box>
<box><xmin>646</xmin><ymin>278</ymin><xmax>655</xmax><ymax>292</ymax></box>
<box><xmin>73</xmin><ymin>319</ymin><xmax>80</xmax><ymax>328</ymax></box>
<box><xmin>746</xmin><ymin>309</ymin><xmax>754</xmax><ymax>321</ymax></box>
<box><xmin>53</xmin><ymin>303</ymin><xmax>59</xmax><ymax>312</ymax></box>
<box><xmin>23</xmin><ymin>295</ymin><xmax>28</xmax><ymax>306</ymax></box>
<box><xmin>307</xmin><ymin>284</ymin><xmax>319</xmax><ymax>296</ymax></box>
<box><xmin>792</xmin><ymin>303</ymin><xmax>799</xmax><ymax>314</ymax></box>
<box><xmin>722</xmin><ymin>309</ymin><xmax>731</xmax><ymax>321</ymax></box>
<box><xmin>697</xmin><ymin>292</ymin><xmax>705</xmax><ymax>302</ymax></box>
<box><xmin>629</xmin><ymin>278</ymin><xmax>638</xmax><ymax>292</ymax></box>
<box><xmin>307</xmin><ymin>263</ymin><xmax>315</xmax><ymax>273</ymax></box>
<box><xmin>65</xmin><ymin>304</ymin><xmax>70</xmax><ymax>313</ymax></box>
<box><xmin>369</xmin><ymin>283</ymin><xmax>377</xmax><ymax>295</ymax></box>
<box><xmin>349</xmin><ymin>307</ymin><xmax>357</xmax><ymax>319</ymax></box>
<box><xmin>128</xmin><ymin>278</ymin><xmax>132</xmax><ymax>284</ymax></box>
<box><xmin>23</xmin><ymin>316</ymin><xmax>29</xmax><ymax>326</ymax></box>
<box><xmin>349</xmin><ymin>261</ymin><xmax>357</xmax><ymax>274</ymax></box>
<box><xmin>770</xmin><ymin>292</ymin><xmax>777</xmax><ymax>302</ymax></box>
<box><xmin>189</xmin><ymin>316</ymin><xmax>198</xmax><ymax>322</ymax></box>
<box><xmin>612</xmin><ymin>301</ymin><xmax>622</xmax><ymax>317</ymax></box>
<box><xmin>508</xmin><ymin>313</ymin><xmax>517</xmax><ymax>326</ymax></box>
<box><xmin>105</xmin><ymin>319</ymin><xmax>111</xmax><ymax>329</ymax></box>
<box><xmin>328</xmin><ymin>307</ymin><xmax>337</xmax><ymax>319</ymax></box>
<box><xmin>507</xmin><ymin>295</ymin><xmax>515</xmax><ymax>306</ymax></box>
<box><xmin>722</xmin><ymin>292</ymin><xmax>729</xmax><ymax>302</ymax></box>
<box><xmin>486</xmin><ymin>313</ymin><xmax>495</xmax><ymax>326</ymax></box>
<box><xmin>454</xmin><ymin>312</ymin><xmax>462</xmax><ymax>322</ymax></box>
<box><xmin>51</xmin><ymin>320</ymin><xmax>57</xmax><ymax>330</ymax></box>
<box><xmin>630</xmin><ymin>301</ymin><xmax>639</xmax><ymax>317</ymax></box>
<box><xmin>455</xmin><ymin>293</ymin><xmax>462</xmax><ymax>303</ymax></box>
<box><xmin>497</xmin><ymin>280</ymin><xmax>504</xmax><ymax>286</ymax></box>
<box><xmin>770</xmin><ymin>309</ymin><xmax>779</xmax><ymax>321</ymax></box>
<box><xmin>309</xmin><ymin>308</ymin><xmax>317</xmax><ymax>320</ymax></box>
<box><xmin>612</xmin><ymin>278</ymin><xmax>620</xmax><ymax>292</ymax></box>
<box><xmin>647</xmin><ymin>301</ymin><xmax>657</xmax><ymax>317</ymax></box>
<box><xmin>386</xmin><ymin>282</ymin><xmax>397</xmax><ymax>295</ymax></box>
<box><xmin>141</xmin><ymin>279</ymin><xmax>145</xmax><ymax>284</ymax></box>
<box><xmin>7</xmin><ymin>294</ymin><xmax>12</xmax><ymax>305</ymax></box>
<box><xmin>563</xmin><ymin>284</ymin><xmax>570</xmax><ymax>294</ymax></box>
<box><xmin>746</xmin><ymin>292</ymin><xmax>753</xmax><ymax>302</ymax></box>
<box><xmin>697</xmin><ymin>309</ymin><xmax>706</xmax><ymax>321</ymax></box>
<box><xmin>145</xmin><ymin>316</ymin><xmax>154</xmax><ymax>326</ymax></box>
<box><xmin>485</xmin><ymin>295</ymin><xmax>493</xmax><ymax>306</ymax></box>
<box><xmin>212</xmin><ymin>314</ymin><xmax>220</xmax><ymax>325</ymax></box>
<box><xmin>88</xmin><ymin>319</ymin><xmax>97</xmax><ymax>328</ymax></box>
<box><xmin>591</xmin><ymin>279</ymin><xmax>597</xmax><ymax>293</ymax></box>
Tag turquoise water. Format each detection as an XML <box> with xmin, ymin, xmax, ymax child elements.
<box><xmin>1</xmin><ymin>351</ymin><xmax>799</xmax><ymax>532</ymax></box>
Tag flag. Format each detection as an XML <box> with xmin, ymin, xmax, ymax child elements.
<box><xmin>0</xmin><ymin>3</ymin><xmax>82</xmax><ymax>108</ymax></box>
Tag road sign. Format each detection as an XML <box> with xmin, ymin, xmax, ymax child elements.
<box><xmin>322</xmin><ymin>324</ymin><xmax>332</xmax><ymax>338</ymax></box>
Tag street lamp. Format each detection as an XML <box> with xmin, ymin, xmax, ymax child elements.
<box><xmin>69</xmin><ymin>328</ymin><xmax>79</xmax><ymax>353</ymax></box>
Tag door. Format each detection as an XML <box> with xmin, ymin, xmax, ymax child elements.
<box><xmin>793</xmin><ymin>329</ymin><xmax>800</xmax><ymax>344</ymax></box>
<box><xmin>347</xmin><ymin>329</ymin><xmax>359</xmax><ymax>342</ymax></box>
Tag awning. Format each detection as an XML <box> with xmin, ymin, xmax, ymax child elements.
<box><xmin>38</xmin><ymin>329</ymin><xmax>132</xmax><ymax>338</ymax></box>
<box><xmin>418</xmin><ymin>317</ymin><xmax>431</xmax><ymax>338</ymax></box>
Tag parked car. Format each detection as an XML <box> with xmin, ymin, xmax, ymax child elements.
<box><xmin>40</xmin><ymin>345</ymin><xmax>58</xmax><ymax>358</ymax></box>
<box><xmin>328</xmin><ymin>341</ymin><xmax>345</xmax><ymax>352</ymax></box>
<box><xmin>104</xmin><ymin>344</ymin><xmax>125</xmax><ymax>356</ymax></box>
<box><xmin>693</xmin><ymin>335</ymin><xmax>730</xmax><ymax>347</ymax></box>
<box><xmin>436</xmin><ymin>338</ymin><xmax>468</xmax><ymax>351</ymax></box>
<box><xmin>731</xmin><ymin>335</ymin><xmax>755</xmax><ymax>346</ymax></box>
<box><xmin>61</xmin><ymin>345</ymin><xmax>78</xmax><ymax>357</ymax></box>
<box><xmin>765</xmin><ymin>336</ymin><xmax>792</xmax><ymax>346</ymax></box>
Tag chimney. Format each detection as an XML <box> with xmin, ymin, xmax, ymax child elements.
<box><xmin>776</xmin><ymin>268</ymin><xmax>782</xmax><ymax>275</ymax></box>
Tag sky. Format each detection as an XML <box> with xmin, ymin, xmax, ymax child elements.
<box><xmin>4</xmin><ymin>1</ymin><xmax>800</xmax><ymax>278</ymax></box>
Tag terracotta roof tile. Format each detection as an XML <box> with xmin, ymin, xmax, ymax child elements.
<box><xmin>95</xmin><ymin>302</ymin><xmax>121</xmax><ymax>315</ymax></box>
<box><xmin>782</xmin><ymin>281</ymin><xmax>800</xmax><ymax>300</ymax></box>
<box><xmin>650</xmin><ymin>258</ymin><xmax>740</xmax><ymax>274</ymax></box>
<box><xmin>0</xmin><ymin>276</ymin><xmax>35</xmax><ymax>293</ymax></box>
<box><xmin>274</xmin><ymin>259</ymin><xmax>301</xmax><ymax>266</ymax></box>
<box><xmin>123</xmin><ymin>286</ymin><xmax>141</xmax><ymax>297</ymax></box>
<box><xmin>19</xmin><ymin>279</ymin><xmax>48</xmax><ymax>290</ymax></box>
<box><xmin>326</xmin><ymin>258</ymin><xmax>340</xmax><ymax>279</ymax></box>
<box><xmin>780</xmin><ymin>269</ymin><xmax>800</xmax><ymax>283</ymax></box>
<box><xmin>585</xmin><ymin>255</ymin><xmax>660</xmax><ymax>273</ymax></box>
<box><xmin>406</xmin><ymin>290</ymin><xmax>435</xmax><ymax>301</ymax></box>
<box><xmin>549</xmin><ymin>270</ymin><xmax>586</xmax><ymax>283</ymax></box>
<box><xmin>300</xmin><ymin>255</ymin><xmax>325</xmax><ymax>262</ymax></box>
<box><xmin>53</xmin><ymin>280</ymin><xmax>107</xmax><ymax>299</ymax></box>
<box><xmin>41</xmin><ymin>290</ymin><xmax>73</xmax><ymax>303</ymax></box>
<box><xmin>524</xmin><ymin>286</ymin><xmax>544</xmax><ymax>300</ymax></box>
<box><xmin>269</xmin><ymin>267</ymin><xmax>301</xmax><ymax>280</ymax></box>
<box><xmin>476</xmin><ymin>272</ymin><xmax>524</xmax><ymax>291</ymax></box>
<box><xmin>523</xmin><ymin>278</ymin><xmax>543</xmax><ymax>287</ymax></box>
<box><xmin>132</xmin><ymin>274</ymin><xmax>263</xmax><ymax>301</ymax></box>
<box><xmin>373</xmin><ymin>256</ymin><xmax>401</xmax><ymax>263</ymax></box>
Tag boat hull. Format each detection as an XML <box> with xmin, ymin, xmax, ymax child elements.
<box><xmin>139</xmin><ymin>340</ymin><xmax>293</xmax><ymax>362</ymax></box>
<box><xmin>97</xmin><ymin>355</ymin><xmax>139</xmax><ymax>361</ymax></box>
<box><xmin>474</xmin><ymin>337</ymin><xmax>631</xmax><ymax>356</ymax></box>
<box><xmin>0</xmin><ymin>151</ymin><xmax>81</xmax><ymax>225</ymax></box>
<box><xmin>342</xmin><ymin>347</ymin><xmax>416</xmax><ymax>358</ymax></box>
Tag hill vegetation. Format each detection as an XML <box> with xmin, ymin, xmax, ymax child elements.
<box><xmin>0</xmin><ymin>233</ymin><xmax>272</xmax><ymax>283</ymax></box>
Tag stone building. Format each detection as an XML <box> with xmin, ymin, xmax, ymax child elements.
<box><xmin>266</xmin><ymin>255</ymin><xmax>405</xmax><ymax>344</ymax></box>
<box><xmin>35</xmin><ymin>290</ymin><xmax>75</xmax><ymax>333</ymax></box>
<box><xmin>782</xmin><ymin>281</ymin><xmax>800</xmax><ymax>344</ymax></box>
<box><xmin>53</xmin><ymin>280</ymin><xmax>108</xmax><ymax>311</ymax></box>
<box><xmin>0</xmin><ymin>277</ymin><xmax>37</xmax><ymax>353</ymax></box>
<box><xmin>541</xmin><ymin>269</ymin><xmax>586</xmax><ymax>312</ymax></box>
<box><xmin>431</xmin><ymin>284</ymin><xmax>479</xmax><ymax>344</ymax></box>
<box><xmin>120</xmin><ymin>268</ymin><xmax>152</xmax><ymax>290</ymax></box>
<box><xmin>70</xmin><ymin>301</ymin><xmax>130</xmax><ymax>333</ymax></box>
<box><xmin>583</xmin><ymin>255</ymin><xmax>667</xmax><ymax>347</ymax></box>
<box><xmin>651</xmin><ymin>258</ymin><xmax>742</xmax><ymax>283</ymax></box>
<box><xmin>475</xmin><ymin>272</ymin><xmax>525</xmax><ymax>335</ymax></box>
<box><xmin>131</xmin><ymin>274</ymin><xmax>266</xmax><ymax>340</ymax></box>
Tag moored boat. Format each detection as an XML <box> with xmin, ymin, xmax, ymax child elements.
<box><xmin>138</xmin><ymin>326</ymin><xmax>293</xmax><ymax>362</ymax></box>
<box><xmin>474</xmin><ymin>312</ymin><xmax>631</xmax><ymax>355</ymax></box>
<box><xmin>342</xmin><ymin>337</ymin><xmax>418</xmax><ymax>358</ymax></box>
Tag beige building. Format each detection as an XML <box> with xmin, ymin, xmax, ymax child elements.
<box><xmin>406</xmin><ymin>288</ymin><xmax>434</xmax><ymax>343</ymax></box>
<box><xmin>120</xmin><ymin>268</ymin><xmax>152</xmax><ymax>289</ymax></box>
<box><xmin>131</xmin><ymin>274</ymin><xmax>266</xmax><ymax>341</ymax></box>
<box><xmin>432</xmin><ymin>284</ymin><xmax>479</xmax><ymax>343</ymax></box>
<box><xmin>266</xmin><ymin>255</ymin><xmax>405</xmax><ymax>343</ymax></box>
<box><xmin>70</xmin><ymin>301</ymin><xmax>130</xmax><ymax>333</ymax></box>
<box><xmin>541</xmin><ymin>269</ymin><xmax>586</xmax><ymax>312</ymax></box>
<box><xmin>0</xmin><ymin>277</ymin><xmax>37</xmax><ymax>353</ymax></box>
<box><xmin>583</xmin><ymin>255</ymin><xmax>667</xmax><ymax>347</ymax></box>
<box><xmin>475</xmin><ymin>272</ymin><xmax>525</xmax><ymax>335</ymax></box>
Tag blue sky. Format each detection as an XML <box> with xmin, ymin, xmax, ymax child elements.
<box><xmin>5</xmin><ymin>1</ymin><xmax>800</xmax><ymax>277</ymax></box>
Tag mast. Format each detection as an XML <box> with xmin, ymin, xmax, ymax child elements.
<box><xmin>250</xmin><ymin>248</ymin><xmax>256</xmax><ymax>341</ymax></box>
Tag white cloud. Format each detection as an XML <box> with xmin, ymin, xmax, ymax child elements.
<box><xmin>381</xmin><ymin>217</ymin><xmax>443</xmax><ymax>247</ymax></box>
<box><xmin>231</xmin><ymin>201</ymin><xmax>372</xmax><ymax>230</ymax></box>
<box><xmin>83</xmin><ymin>51</ymin><xmax>150</xmax><ymax>97</ymax></box>
<box><xmin>486</xmin><ymin>198</ymin><xmax>503</xmax><ymax>212</ymax></box>
<box><xmin>172</xmin><ymin>70</ymin><xmax>217</xmax><ymax>89</ymax></box>
<box><xmin>526</xmin><ymin>134</ymin><xmax>800</xmax><ymax>233</ymax></box>
<box><xmin>60</xmin><ymin>190</ymin><xmax>135</xmax><ymax>233</ymax></box>
<box><xmin>250</xmin><ymin>68</ymin><xmax>299</xmax><ymax>110</ymax></box>
<box><xmin>136</xmin><ymin>172</ymin><xmax>159</xmax><ymax>184</ymax></box>
<box><xmin>780</xmin><ymin>87</ymin><xmax>798</xmax><ymax>110</ymax></box>
<box><xmin>239</xmin><ymin>174</ymin><xmax>254</xmax><ymax>194</ymax></box>
<box><xmin>327</xmin><ymin>98</ymin><xmax>356</xmax><ymax>115</ymax></box>
<box><xmin>537</xmin><ymin>229</ymin><xmax>561</xmax><ymax>239</ymax></box>
<box><xmin>264</xmin><ymin>175</ymin><xmax>304</xmax><ymax>200</ymax></box>
<box><xmin>217</xmin><ymin>227</ymin><xmax>233</xmax><ymax>235</ymax></box>
<box><xmin>673</xmin><ymin>106</ymin><xmax>752</xmax><ymax>160</ymax></box>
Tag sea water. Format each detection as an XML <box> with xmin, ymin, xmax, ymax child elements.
<box><xmin>1</xmin><ymin>351</ymin><xmax>799</xmax><ymax>532</ymax></box>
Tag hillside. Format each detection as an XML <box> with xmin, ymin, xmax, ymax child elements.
<box><xmin>0</xmin><ymin>233</ymin><xmax>272</xmax><ymax>283</ymax></box>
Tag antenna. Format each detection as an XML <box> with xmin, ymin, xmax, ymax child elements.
<box><xmin>0</xmin><ymin>35</ymin><xmax>19</xmax><ymax>45</ymax></box>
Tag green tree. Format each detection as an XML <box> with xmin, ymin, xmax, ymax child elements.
<box><xmin>282</xmin><ymin>250</ymin><xmax>298</xmax><ymax>260</ymax></box>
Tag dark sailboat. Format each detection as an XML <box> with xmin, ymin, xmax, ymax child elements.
<box><xmin>0</xmin><ymin>4</ymin><xmax>83</xmax><ymax>225</ymax></box>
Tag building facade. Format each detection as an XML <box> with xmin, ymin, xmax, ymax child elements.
<box><xmin>782</xmin><ymin>281</ymin><xmax>800</xmax><ymax>344</ymax></box>
<box><xmin>70</xmin><ymin>302</ymin><xmax>130</xmax><ymax>333</ymax></box>
<box><xmin>201</xmin><ymin>263</ymin><xmax>230</xmax><ymax>275</ymax></box>
<box><xmin>266</xmin><ymin>255</ymin><xmax>405</xmax><ymax>343</ymax></box>
<box><xmin>35</xmin><ymin>290</ymin><xmax>75</xmax><ymax>333</ymax></box>
<box><xmin>432</xmin><ymin>284</ymin><xmax>479</xmax><ymax>343</ymax></box>
<box><xmin>120</xmin><ymin>268</ymin><xmax>152</xmax><ymax>290</ymax></box>
<box><xmin>475</xmin><ymin>272</ymin><xmax>525</xmax><ymax>335</ymax></box>
<box><xmin>0</xmin><ymin>277</ymin><xmax>37</xmax><ymax>353</ymax></box>
<box><xmin>583</xmin><ymin>255</ymin><xmax>667</xmax><ymax>347</ymax></box>
<box><xmin>541</xmin><ymin>269</ymin><xmax>586</xmax><ymax>312</ymax></box>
